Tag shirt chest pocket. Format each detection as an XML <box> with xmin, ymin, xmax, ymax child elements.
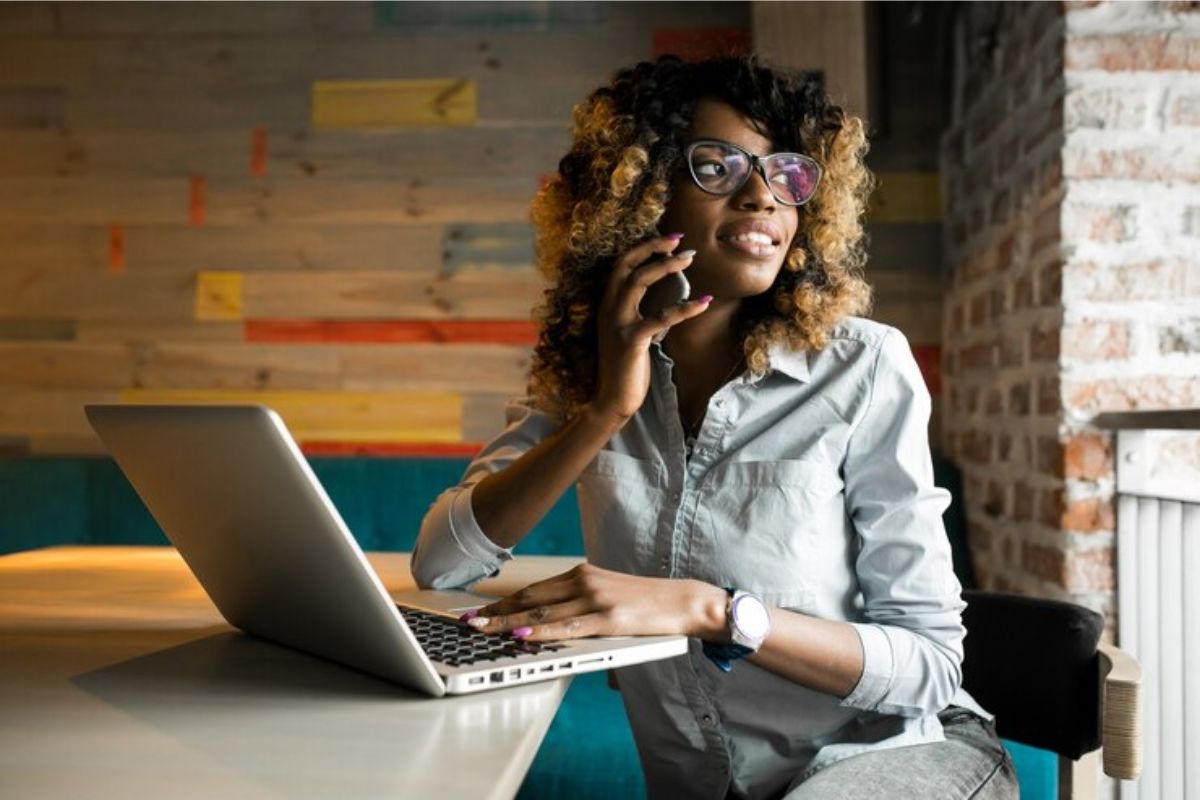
<box><xmin>694</xmin><ymin>459</ymin><xmax>844</xmax><ymax>609</ymax></box>
<box><xmin>576</xmin><ymin>450</ymin><xmax>665</xmax><ymax>574</ymax></box>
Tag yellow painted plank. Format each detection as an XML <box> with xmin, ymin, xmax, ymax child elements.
<box><xmin>195</xmin><ymin>271</ymin><xmax>243</xmax><ymax>320</ymax></box>
<box><xmin>867</xmin><ymin>172</ymin><xmax>942</xmax><ymax>223</ymax></box>
<box><xmin>311</xmin><ymin>78</ymin><xmax>476</xmax><ymax>129</ymax></box>
<box><xmin>118</xmin><ymin>388</ymin><xmax>462</xmax><ymax>443</ymax></box>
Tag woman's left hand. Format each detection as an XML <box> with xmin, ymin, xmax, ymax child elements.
<box><xmin>463</xmin><ymin>563</ymin><xmax>725</xmax><ymax>642</ymax></box>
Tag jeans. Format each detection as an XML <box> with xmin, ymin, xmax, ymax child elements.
<box><xmin>781</xmin><ymin>705</ymin><xmax>1020</xmax><ymax>799</ymax></box>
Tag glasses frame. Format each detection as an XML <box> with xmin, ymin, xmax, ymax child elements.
<box><xmin>683</xmin><ymin>138</ymin><xmax>822</xmax><ymax>207</ymax></box>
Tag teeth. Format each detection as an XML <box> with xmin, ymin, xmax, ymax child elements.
<box><xmin>727</xmin><ymin>232</ymin><xmax>775</xmax><ymax>246</ymax></box>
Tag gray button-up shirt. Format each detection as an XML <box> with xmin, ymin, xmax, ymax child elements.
<box><xmin>413</xmin><ymin>316</ymin><xmax>993</xmax><ymax>800</ymax></box>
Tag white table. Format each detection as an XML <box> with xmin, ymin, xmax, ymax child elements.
<box><xmin>0</xmin><ymin>546</ymin><xmax>586</xmax><ymax>799</ymax></box>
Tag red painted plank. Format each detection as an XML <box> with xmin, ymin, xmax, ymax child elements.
<box><xmin>245</xmin><ymin>319</ymin><xmax>539</xmax><ymax>345</ymax></box>
<box><xmin>912</xmin><ymin>344</ymin><xmax>942</xmax><ymax>395</ymax></box>
<box><xmin>651</xmin><ymin>28</ymin><xmax>752</xmax><ymax>62</ymax></box>
<box><xmin>300</xmin><ymin>441</ymin><xmax>484</xmax><ymax>457</ymax></box>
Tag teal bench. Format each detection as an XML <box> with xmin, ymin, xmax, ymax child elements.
<box><xmin>0</xmin><ymin>455</ymin><xmax>1054</xmax><ymax>798</ymax></box>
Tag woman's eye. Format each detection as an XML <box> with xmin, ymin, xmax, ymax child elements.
<box><xmin>695</xmin><ymin>161</ymin><xmax>727</xmax><ymax>177</ymax></box>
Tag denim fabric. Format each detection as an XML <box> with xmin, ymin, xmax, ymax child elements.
<box><xmin>415</xmin><ymin>316</ymin><xmax>995</xmax><ymax>800</ymax></box>
<box><xmin>779</xmin><ymin>705</ymin><xmax>1019</xmax><ymax>799</ymax></box>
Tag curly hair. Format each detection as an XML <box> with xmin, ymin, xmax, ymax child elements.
<box><xmin>526</xmin><ymin>52</ymin><xmax>875</xmax><ymax>425</ymax></box>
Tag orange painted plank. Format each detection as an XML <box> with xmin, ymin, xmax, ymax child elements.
<box><xmin>651</xmin><ymin>28</ymin><xmax>751</xmax><ymax>61</ymax></box>
<box><xmin>244</xmin><ymin>319</ymin><xmax>538</xmax><ymax>345</ymax></box>
<box><xmin>251</xmin><ymin>127</ymin><xmax>268</xmax><ymax>177</ymax></box>
<box><xmin>107</xmin><ymin>223</ymin><xmax>125</xmax><ymax>275</ymax></box>
<box><xmin>912</xmin><ymin>344</ymin><xmax>942</xmax><ymax>395</ymax></box>
<box><xmin>301</xmin><ymin>441</ymin><xmax>484</xmax><ymax>457</ymax></box>
<box><xmin>189</xmin><ymin>174</ymin><xmax>206</xmax><ymax>226</ymax></box>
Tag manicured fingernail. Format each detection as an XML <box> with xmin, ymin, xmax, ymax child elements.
<box><xmin>459</xmin><ymin>610</ymin><xmax>478</xmax><ymax>622</ymax></box>
<box><xmin>676</xmin><ymin>249</ymin><xmax>696</xmax><ymax>258</ymax></box>
<box><xmin>665</xmin><ymin>232</ymin><xmax>684</xmax><ymax>240</ymax></box>
<box><xmin>512</xmin><ymin>626</ymin><xmax>534</xmax><ymax>638</ymax></box>
<box><xmin>697</xmin><ymin>294</ymin><xmax>714</xmax><ymax>304</ymax></box>
<box><xmin>467</xmin><ymin>616</ymin><xmax>490</xmax><ymax>628</ymax></box>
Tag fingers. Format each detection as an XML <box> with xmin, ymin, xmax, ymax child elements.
<box><xmin>619</xmin><ymin>249</ymin><xmax>697</xmax><ymax>321</ymax></box>
<box><xmin>603</xmin><ymin>234</ymin><xmax>685</xmax><ymax>311</ymax></box>
<box><xmin>633</xmin><ymin>293</ymin><xmax>714</xmax><ymax>340</ymax></box>
<box><xmin>470</xmin><ymin>569</ymin><xmax>579</xmax><ymax>619</ymax></box>
<box><xmin>470</xmin><ymin>597</ymin><xmax>596</xmax><ymax>638</ymax></box>
<box><xmin>518</xmin><ymin>612</ymin><xmax>607</xmax><ymax>642</ymax></box>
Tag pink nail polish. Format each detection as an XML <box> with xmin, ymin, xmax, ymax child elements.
<box><xmin>665</xmin><ymin>232</ymin><xmax>684</xmax><ymax>240</ymax></box>
<box><xmin>512</xmin><ymin>626</ymin><xmax>534</xmax><ymax>638</ymax></box>
<box><xmin>697</xmin><ymin>294</ymin><xmax>714</xmax><ymax>304</ymax></box>
<box><xmin>459</xmin><ymin>610</ymin><xmax>478</xmax><ymax>622</ymax></box>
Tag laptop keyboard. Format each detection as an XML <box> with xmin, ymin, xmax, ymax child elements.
<box><xmin>397</xmin><ymin>604</ymin><xmax>566</xmax><ymax>667</ymax></box>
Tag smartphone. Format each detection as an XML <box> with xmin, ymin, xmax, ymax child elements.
<box><xmin>637</xmin><ymin>230</ymin><xmax>691</xmax><ymax>319</ymax></box>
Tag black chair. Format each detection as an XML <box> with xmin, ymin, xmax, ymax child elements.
<box><xmin>961</xmin><ymin>590</ymin><xmax>1143</xmax><ymax>798</ymax></box>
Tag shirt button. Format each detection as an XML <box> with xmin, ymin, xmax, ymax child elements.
<box><xmin>701</xmin><ymin>713</ymin><xmax>715</xmax><ymax>726</ymax></box>
<box><xmin>671</xmin><ymin>491</ymin><xmax>681</xmax><ymax>502</ymax></box>
<box><xmin>715</xmin><ymin>399</ymin><xmax>725</xmax><ymax>408</ymax></box>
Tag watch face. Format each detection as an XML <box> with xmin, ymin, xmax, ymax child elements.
<box><xmin>732</xmin><ymin>594</ymin><xmax>771</xmax><ymax>640</ymax></box>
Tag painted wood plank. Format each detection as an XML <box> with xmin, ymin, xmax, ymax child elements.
<box><xmin>0</xmin><ymin>223</ymin><xmax>443</xmax><ymax>274</ymax></box>
<box><xmin>76</xmin><ymin>319</ymin><xmax>245</xmax><ymax>344</ymax></box>
<box><xmin>0</xmin><ymin>126</ymin><xmax>568</xmax><ymax>181</ymax></box>
<box><xmin>195</xmin><ymin>272</ymin><xmax>244</xmax><ymax>321</ymax></box>
<box><xmin>0</xmin><ymin>271</ymin><xmax>193</xmax><ymax>320</ymax></box>
<box><xmin>54</xmin><ymin>3</ymin><xmax>323</xmax><ymax>36</ymax></box>
<box><xmin>443</xmin><ymin>222</ymin><xmax>535</xmax><ymax>274</ymax></box>
<box><xmin>131</xmin><ymin>342</ymin><xmax>341</xmax><ymax>391</ymax></box>
<box><xmin>239</xmin><ymin>269</ymin><xmax>543</xmax><ymax>320</ymax></box>
<box><xmin>0</xmin><ymin>86</ymin><xmax>64</xmax><ymax>130</ymax></box>
<box><xmin>0</xmin><ymin>343</ymin><xmax>135</xmax><ymax>389</ymax></box>
<box><xmin>117</xmin><ymin>388</ymin><xmax>462</xmax><ymax>444</ymax></box>
<box><xmin>867</xmin><ymin>172</ymin><xmax>942</xmax><ymax>223</ymax></box>
<box><xmin>245</xmin><ymin>320</ymin><xmax>538</xmax><ymax>345</ymax></box>
<box><xmin>372</xmin><ymin>1</ymin><xmax>607</xmax><ymax>29</ymax></box>
<box><xmin>312</xmin><ymin>78</ymin><xmax>477</xmax><ymax>129</ymax></box>
<box><xmin>0</xmin><ymin>390</ymin><xmax>120</xmax><ymax>437</ymax></box>
<box><xmin>651</xmin><ymin>28</ymin><xmax>751</xmax><ymax>61</ymax></box>
<box><xmin>0</xmin><ymin>319</ymin><xmax>76</xmax><ymax>341</ymax></box>
<box><xmin>341</xmin><ymin>344</ymin><xmax>530</xmax><ymax>394</ymax></box>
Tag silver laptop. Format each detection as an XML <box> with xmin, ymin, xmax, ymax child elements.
<box><xmin>84</xmin><ymin>404</ymin><xmax>687</xmax><ymax>697</ymax></box>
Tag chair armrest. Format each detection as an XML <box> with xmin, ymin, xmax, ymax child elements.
<box><xmin>1097</xmin><ymin>642</ymin><xmax>1142</xmax><ymax>781</ymax></box>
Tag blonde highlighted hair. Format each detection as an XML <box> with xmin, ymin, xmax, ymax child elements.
<box><xmin>526</xmin><ymin>53</ymin><xmax>874</xmax><ymax>425</ymax></box>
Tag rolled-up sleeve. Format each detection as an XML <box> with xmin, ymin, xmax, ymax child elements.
<box><xmin>838</xmin><ymin>328</ymin><xmax>965</xmax><ymax>718</ymax></box>
<box><xmin>411</xmin><ymin>395</ymin><xmax>557</xmax><ymax>590</ymax></box>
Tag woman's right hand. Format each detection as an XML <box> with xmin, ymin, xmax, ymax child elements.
<box><xmin>589</xmin><ymin>234</ymin><xmax>713</xmax><ymax>425</ymax></box>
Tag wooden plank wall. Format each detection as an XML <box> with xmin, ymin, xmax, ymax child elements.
<box><xmin>0</xmin><ymin>1</ymin><xmax>942</xmax><ymax>456</ymax></box>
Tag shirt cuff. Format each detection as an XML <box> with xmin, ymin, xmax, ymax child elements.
<box><xmin>840</xmin><ymin>622</ymin><xmax>895</xmax><ymax>711</ymax></box>
<box><xmin>448</xmin><ymin>482</ymin><xmax>514</xmax><ymax>577</ymax></box>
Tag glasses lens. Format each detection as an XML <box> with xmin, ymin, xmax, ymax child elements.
<box><xmin>689</xmin><ymin>142</ymin><xmax>749</xmax><ymax>194</ymax></box>
<box><xmin>767</xmin><ymin>154</ymin><xmax>820</xmax><ymax>205</ymax></box>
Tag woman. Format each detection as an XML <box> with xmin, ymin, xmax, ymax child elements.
<box><xmin>413</xmin><ymin>54</ymin><xmax>1017</xmax><ymax>799</ymax></box>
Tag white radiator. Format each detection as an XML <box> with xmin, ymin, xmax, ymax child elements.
<box><xmin>1115</xmin><ymin>428</ymin><xmax>1200</xmax><ymax>800</ymax></box>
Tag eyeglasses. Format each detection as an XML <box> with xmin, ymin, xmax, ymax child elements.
<box><xmin>683</xmin><ymin>138</ymin><xmax>822</xmax><ymax>207</ymax></box>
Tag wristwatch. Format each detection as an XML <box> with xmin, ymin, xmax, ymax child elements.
<box><xmin>702</xmin><ymin>588</ymin><xmax>771</xmax><ymax>672</ymax></box>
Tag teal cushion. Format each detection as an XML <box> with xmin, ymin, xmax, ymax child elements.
<box><xmin>518</xmin><ymin>671</ymin><xmax>645</xmax><ymax>800</ymax></box>
<box><xmin>1003</xmin><ymin>738</ymin><xmax>1058</xmax><ymax>800</ymax></box>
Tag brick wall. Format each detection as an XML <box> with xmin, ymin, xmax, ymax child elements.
<box><xmin>939</xmin><ymin>0</ymin><xmax>1200</xmax><ymax>645</ymax></box>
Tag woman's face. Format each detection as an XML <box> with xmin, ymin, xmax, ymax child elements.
<box><xmin>656</xmin><ymin>97</ymin><xmax>801</xmax><ymax>302</ymax></box>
